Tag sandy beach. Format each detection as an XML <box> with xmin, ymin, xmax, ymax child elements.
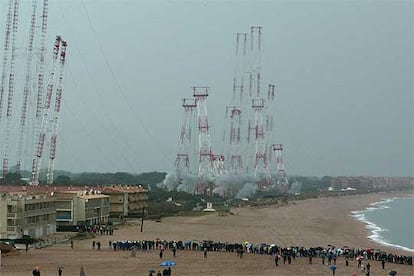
<box><xmin>1</xmin><ymin>191</ymin><xmax>413</xmax><ymax>275</ymax></box>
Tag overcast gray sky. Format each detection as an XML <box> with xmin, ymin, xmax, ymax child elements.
<box><xmin>1</xmin><ymin>0</ymin><xmax>412</xmax><ymax>177</ymax></box>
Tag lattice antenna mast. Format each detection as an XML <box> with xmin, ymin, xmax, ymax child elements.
<box><xmin>228</xmin><ymin>107</ymin><xmax>242</xmax><ymax>173</ymax></box>
<box><xmin>30</xmin><ymin>0</ymin><xmax>49</xmax><ymax>185</ymax></box>
<box><xmin>265</xmin><ymin>84</ymin><xmax>275</xmax><ymax>133</ymax></box>
<box><xmin>16</xmin><ymin>0</ymin><xmax>38</xmax><ymax>174</ymax></box>
<box><xmin>2</xmin><ymin>0</ymin><xmax>20</xmax><ymax>179</ymax></box>
<box><xmin>248</xmin><ymin>26</ymin><xmax>262</xmax><ymax>98</ymax></box>
<box><xmin>193</xmin><ymin>86</ymin><xmax>215</xmax><ymax>194</ymax></box>
<box><xmin>271</xmin><ymin>144</ymin><xmax>289</xmax><ymax>189</ymax></box>
<box><xmin>233</xmin><ymin>32</ymin><xmax>247</xmax><ymax>105</ymax></box>
<box><xmin>0</xmin><ymin>0</ymin><xmax>13</xmax><ymax>125</ymax></box>
<box><xmin>175</xmin><ymin>98</ymin><xmax>197</xmax><ymax>182</ymax></box>
<box><xmin>246</xmin><ymin>26</ymin><xmax>263</xmax><ymax>173</ymax></box>
<box><xmin>46</xmin><ymin>39</ymin><xmax>67</xmax><ymax>185</ymax></box>
<box><xmin>252</xmin><ymin>99</ymin><xmax>271</xmax><ymax>189</ymax></box>
<box><xmin>265</xmin><ymin>84</ymin><xmax>276</xmax><ymax>161</ymax></box>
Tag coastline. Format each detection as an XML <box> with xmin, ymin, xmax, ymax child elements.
<box><xmin>121</xmin><ymin>190</ymin><xmax>413</xmax><ymax>255</ymax></box>
<box><xmin>2</xmin><ymin>191</ymin><xmax>413</xmax><ymax>276</ymax></box>
<box><xmin>350</xmin><ymin>195</ymin><xmax>414</xmax><ymax>254</ymax></box>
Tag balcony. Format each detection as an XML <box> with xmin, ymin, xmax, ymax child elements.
<box><xmin>7</xmin><ymin>213</ymin><xmax>17</xmax><ymax>219</ymax></box>
<box><xmin>7</xmin><ymin>226</ymin><xmax>17</xmax><ymax>232</ymax></box>
<box><xmin>24</xmin><ymin>207</ymin><xmax>56</xmax><ymax>216</ymax></box>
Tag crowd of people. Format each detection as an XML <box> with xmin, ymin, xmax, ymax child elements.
<box><xmin>76</xmin><ymin>225</ymin><xmax>115</xmax><ymax>235</ymax></box>
<box><xmin>93</xmin><ymin>238</ymin><xmax>412</xmax><ymax>267</ymax></box>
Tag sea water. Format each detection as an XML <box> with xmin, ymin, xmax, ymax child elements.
<box><xmin>351</xmin><ymin>196</ymin><xmax>414</xmax><ymax>253</ymax></box>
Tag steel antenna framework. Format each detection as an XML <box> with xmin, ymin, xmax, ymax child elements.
<box><xmin>3</xmin><ymin>0</ymin><xmax>20</xmax><ymax>178</ymax></box>
<box><xmin>46</xmin><ymin>39</ymin><xmax>67</xmax><ymax>184</ymax></box>
<box><xmin>175</xmin><ymin>98</ymin><xmax>197</xmax><ymax>183</ymax></box>
<box><xmin>16</xmin><ymin>0</ymin><xmax>38</xmax><ymax>174</ymax></box>
<box><xmin>228</xmin><ymin>107</ymin><xmax>242</xmax><ymax>173</ymax></box>
<box><xmin>271</xmin><ymin>144</ymin><xmax>289</xmax><ymax>191</ymax></box>
<box><xmin>31</xmin><ymin>0</ymin><xmax>50</xmax><ymax>185</ymax></box>
<box><xmin>0</xmin><ymin>0</ymin><xmax>13</xmax><ymax>126</ymax></box>
<box><xmin>252</xmin><ymin>98</ymin><xmax>271</xmax><ymax>189</ymax></box>
<box><xmin>193</xmin><ymin>86</ymin><xmax>215</xmax><ymax>195</ymax></box>
<box><xmin>31</xmin><ymin>36</ymin><xmax>61</xmax><ymax>185</ymax></box>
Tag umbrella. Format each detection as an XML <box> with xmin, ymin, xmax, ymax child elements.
<box><xmin>148</xmin><ymin>269</ymin><xmax>156</xmax><ymax>273</ymax></box>
<box><xmin>329</xmin><ymin>265</ymin><xmax>336</xmax><ymax>271</ymax></box>
<box><xmin>389</xmin><ymin>271</ymin><xmax>397</xmax><ymax>276</ymax></box>
<box><xmin>160</xmin><ymin>261</ymin><xmax>176</xmax><ymax>267</ymax></box>
<box><xmin>356</xmin><ymin>256</ymin><xmax>363</xmax><ymax>261</ymax></box>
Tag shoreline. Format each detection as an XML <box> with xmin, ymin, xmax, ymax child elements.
<box><xmin>226</xmin><ymin>191</ymin><xmax>414</xmax><ymax>255</ymax></box>
<box><xmin>1</xmin><ymin>191</ymin><xmax>413</xmax><ymax>276</ymax></box>
<box><xmin>350</xmin><ymin>195</ymin><xmax>414</xmax><ymax>254</ymax></box>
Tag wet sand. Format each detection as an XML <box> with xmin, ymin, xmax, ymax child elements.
<box><xmin>1</xmin><ymin>191</ymin><xmax>413</xmax><ymax>275</ymax></box>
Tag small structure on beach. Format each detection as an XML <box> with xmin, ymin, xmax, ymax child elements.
<box><xmin>203</xmin><ymin>202</ymin><xmax>216</xmax><ymax>212</ymax></box>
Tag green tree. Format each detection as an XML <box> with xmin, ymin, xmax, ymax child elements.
<box><xmin>55</xmin><ymin>175</ymin><xmax>72</xmax><ymax>185</ymax></box>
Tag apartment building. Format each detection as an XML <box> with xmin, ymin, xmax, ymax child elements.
<box><xmin>0</xmin><ymin>191</ymin><xmax>56</xmax><ymax>239</ymax></box>
<box><xmin>55</xmin><ymin>190</ymin><xmax>110</xmax><ymax>226</ymax></box>
<box><xmin>100</xmin><ymin>185</ymin><xmax>148</xmax><ymax>219</ymax></box>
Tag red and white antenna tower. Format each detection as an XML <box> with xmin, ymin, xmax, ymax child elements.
<box><xmin>265</xmin><ymin>84</ymin><xmax>275</xmax><ymax>132</ymax></box>
<box><xmin>265</xmin><ymin>84</ymin><xmax>276</xmax><ymax>161</ymax></box>
<box><xmin>245</xmin><ymin>26</ymin><xmax>263</xmax><ymax>174</ymax></box>
<box><xmin>30</xmin><ymin>0</ymin><xmax>49</xmax><ymax>185</ymax></box>
<box><xmin>175</xmin><ymin>98</ymin><xmax>197</xmax><ymax>182</ymax></box>
<box><xmin>233</xmin><ymin>32</ymin><xmax>247</xmax><ymax>105</ymax></box>
<box><xmin>16</xmin><ymin>0</ymin><xmax>37</xmax><ymax>174</ymax></box>
<box><xmin>228</xmin><ymin>107</ymin><xmax>242</xmax><ymax>173</ymax></box>
<box><xmin>2</xmin><ymin>0</ymin><xmax>20</xmax><ymax>179</ymax></box>
<box><xmin>252</xmin><ymin>98</ymin><xmax>271</xmax><ymax>189</ymax></box>
<box><xmin>46</xmin><ymin>39</ymin><xmax>67</xmax><ymax>185</ymax></box>
<box><xmin>0</xmin><ymin>0</ymin><xmax>13</xmax><ymax>126</ymax></box>
<box><xmin>248</xmin><ymin>26</ymin><xmax>262</xmax><ymax>98</ymax></box>
<box><xmin>271</xmin><ymin>144</ymin><xmax>289</xmax><ymax>190</ymax></box>
<box><xmin>193</xmin><ymin>86</ymin><xmax>215</xmax><ymax>195</ymax></box>
<box><xmin>31</xmin><ymin>37</ymin><xmax>60</xmax><ymax>186</ymax></box>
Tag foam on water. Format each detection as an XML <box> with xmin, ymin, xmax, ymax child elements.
<box><xmin>350</xmin><ymin>197</ymin><xmax>414</xmax><ymax>253</ymax></box>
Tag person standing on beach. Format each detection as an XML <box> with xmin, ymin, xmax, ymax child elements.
<box><xmin>274</xmin><ymin>254</ymin><xmax>279</xmax><ymax>267</ymax></box>
<box><xmin>366</xmin><ymin>262</ymin><xmax>371</xmax><ymax>276</ymax></box>
<box><xmin>204</xmin><ymin>247</ymin><xmax>208</xmax><ymax>258</ymax></box>
<box><xmin>32</xmin><ymin>266</ymin><xmax>41</xmax><ymax>276</ymax></box>
<box><xmin>308</xmin><ymin>254</ymin><xmax>313</xmax><ymax>264</ymax></box>
<box><xmin>381</xmin><ymin>258</ymin><xmax>385</xmax><ymax>269</ymax></box>
<box><xmin>70</xmin><ymin>240</ymin><xmax>73</xmax><ymax>249</ymax></box>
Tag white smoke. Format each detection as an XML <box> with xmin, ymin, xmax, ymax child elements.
<box><xmin>235</xmin><ymin>182</ymin><xmax>257</xmax><ymax>199</ymax></box>
<box><xmin>159</xmin><ymin>171</ymin><xmax>261</xmax><ymax>198</ymax></box>
<box><xmin>289</xmin><ymin>181</ymin><xmax>302</xmax><ymax>194</ymax></box>
<box><xmin>213</xmin><ymin>174</ymin><xmax>258</xmax><ymax>198</ymax></box>
<box><xmin>177</xmin><ymin>174</ymin><xmax>197</xmax><ymax>193</ymax></box>
<box><xmin>158</xmin><ymin>172</ymin><xmax>179</xmax><ymax>191</ymax></box>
